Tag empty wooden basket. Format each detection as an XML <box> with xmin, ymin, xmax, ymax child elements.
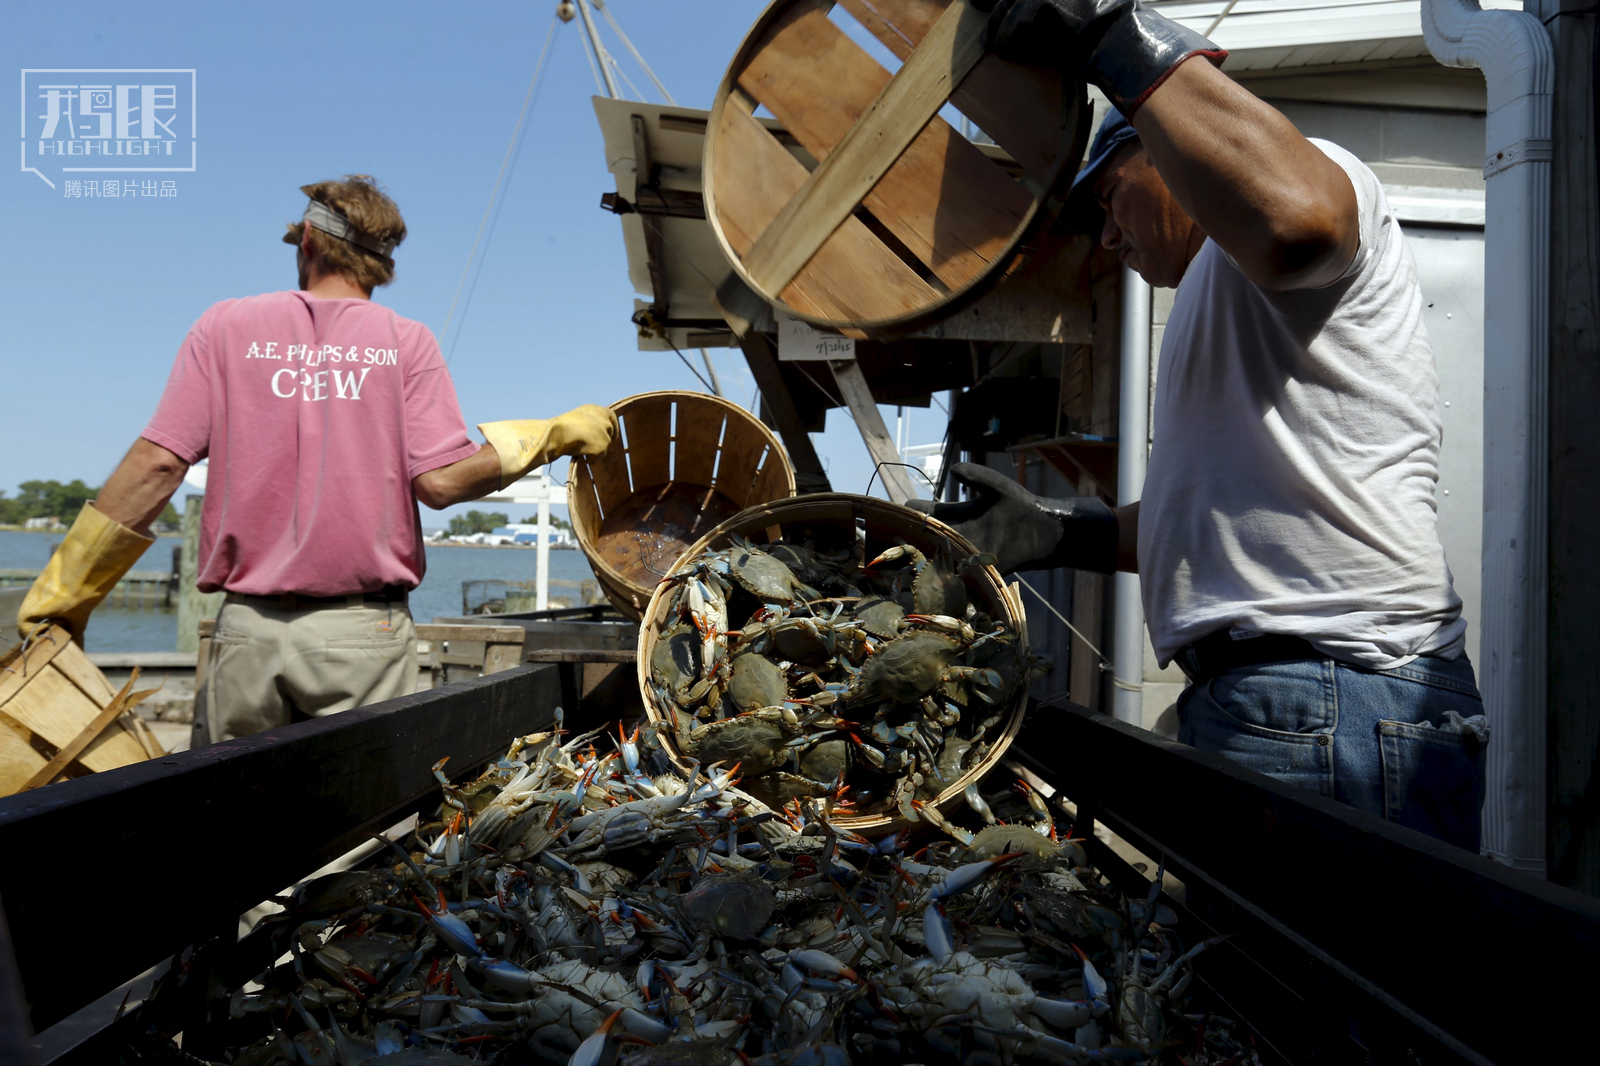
<box><xmin>704</xmin><ymin>0</ymin><xmax>1090</xmax><ymax>337</ymax></box>
<box><xmin>568</xmin><ymin>391</ymin><xmax>797</xmax><ymax>619</ymax></box>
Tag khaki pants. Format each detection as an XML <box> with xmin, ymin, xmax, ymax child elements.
<box><xmin>201</xmin><ymin>595</ymin><xmax>417</xmax><ymax>744</ymax></box>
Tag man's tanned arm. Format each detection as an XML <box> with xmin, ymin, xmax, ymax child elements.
<box><xmin>1132</xmin><ymin>61</ymin><xmax>1360</xmax><ymax>291</ymax></box>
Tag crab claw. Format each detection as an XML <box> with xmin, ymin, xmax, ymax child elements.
<box><xmin>568</xmin><ymin>1007</ymin><xmax>627</xmax><ymax>1066</ymax></box>
<box><xmin>929</xmin><ymin>852</ymin><xmax>1025</xmax><ymax>900</ymax></box>
<box><xmin>866</xmin><ymin>544</ymin><xmax>921</xmax><ymax>570</ymax></box>
<box><xmin>409</xmin><ymin>888</ymin><xmax>481</xmax><ymax>958</ymax></box>
<box><xmin>791</xmin><ymin>948</ymin><xmax>860</xmax><ymax>983</ymax></box>
<box><xmin>921</xmin><ymin>901</ymin><xmax>956</xmax><ymax>963</ymax></box>
<box><xmin>1071</xmin><ymin>943</ymin><xmax>1110</xmax><ymax>1001</ymax></box>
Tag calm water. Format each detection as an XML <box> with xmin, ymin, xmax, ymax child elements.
<box><xmin>0</xmin><ymin>529</ymin><xmax>598</xmax><ymax>653</ymax></box>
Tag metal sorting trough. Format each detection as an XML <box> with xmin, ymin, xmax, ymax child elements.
<box><xmin>0</xmin><ymin>666</ymin><xmax>1595</xmax><ymax>1064</ymax></box>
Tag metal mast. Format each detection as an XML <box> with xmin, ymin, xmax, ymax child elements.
<box><xmin>575</xmin><ymin>0</ymin><xmax>620</xmax><ymax>98</ymax></box>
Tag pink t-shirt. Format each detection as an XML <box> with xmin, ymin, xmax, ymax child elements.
<box><xmin>142</xmin><ymin>291</ymin><xmax>479</xmax><ymax>596</ymax></box>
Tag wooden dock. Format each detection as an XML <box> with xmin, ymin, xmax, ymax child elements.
<box><xmin>0</xmin><ymin>569</ymin><xmax>176</xmax><ymax>609</ymax></box>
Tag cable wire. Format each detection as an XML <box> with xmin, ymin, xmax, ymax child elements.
<box><xmin>597</xmin><ymin>0</ymin><xmax>678</xmax><ymax>104</ymax></box>
<box><xmin>441</xmin><ymin>12</ymin><xmax>559</xmax><ymax>362</ymax></box>
<box><xmin>1014</xmin><ymin>573</ymin><xmax>1111</xmax><ymax>669</ymax></box>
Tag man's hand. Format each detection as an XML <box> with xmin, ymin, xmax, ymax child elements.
<box><xmin>904</xmin><ymin>463</ymin><xmax>1118</xmax><ymax>576</ymax></box>
<box><xmin>18</xmin><ymin>506</ymin><xmax>154</xmax><ymax>644</ymax></box>
<box><xmin>17</xmin><ymin>437</ymin><xmax>182</xmax><ymax>643</ymax></box>
<box><xmin>976</xmin><ymin>0</ymin><xmax>1226</xmax><ymax>116</ymax></box>
<box><xmin>980</xmin><ymin>0</ymin><xmax>1357</xmax><ymax>290</ymax></box>
<box><xmin>478</xmin><ymin>405</ymin><xmax>620</xmax><ymax>491</ymax></box>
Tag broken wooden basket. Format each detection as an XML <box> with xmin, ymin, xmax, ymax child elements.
<box><xmin>704</xmin><ymin>0</ymin><xmax>1091</xmax><ymax>338</ymax></box>
<box><xmin>568</xmin><ymin>391</ymin><xmax>797</xmax><ymax>620</ymax></box>
<box><xmin>0</xmin><ymin>624</ymin><xmax>162</xmax><ymax>796</ymax></box>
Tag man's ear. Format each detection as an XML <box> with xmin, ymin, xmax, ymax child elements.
<box><xmin>299</xmin><ymin>223</ymin><xmax>316</xmax><ymax>258</ymax></box>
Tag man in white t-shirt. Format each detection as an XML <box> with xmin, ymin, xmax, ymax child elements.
<box><xmin>916</xmin><ymin>0</ymin><xmax>1488</xmax><ymax>849</ymax></box>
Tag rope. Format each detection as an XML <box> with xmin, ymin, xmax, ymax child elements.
<box><xmin>441</xmin><ymin>12</ymin><xmax>560</xmax><ymax>362</ymax></box>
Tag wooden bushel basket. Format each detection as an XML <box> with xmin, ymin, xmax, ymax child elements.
<box><xmin>636</xmin><ymin>493</ymin><xmax>1030</xmax><ymax>833</ymax></box>
<box><xmin>704</xmin><ymin>0</ymin><xmax>1091</xmax><ymax>338</ymax></box>
<box><xmin>568</xmin><ymin>392</ymin><xmax>797</xmax><ymax>620</ymax></box>
<box><xmin>0</xmin><ymin>625</ymin><xmax>161</xmax><ymax>796</ymax></box>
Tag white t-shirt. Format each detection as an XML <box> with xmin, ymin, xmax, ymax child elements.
<box><xmin>1139</xmin><ymin>139</ymin><xmax>1466</xmax><ymax>671</ymax></box>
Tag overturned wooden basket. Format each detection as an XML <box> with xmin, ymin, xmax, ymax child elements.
<box><xmin>568</xmin><ymin>391</ymin><xmax>796</xmax><ymax>620</ymax></box>
<box><xmin>704</xmin><ymin>0</ymin><xmax>1090</xmax><ymax>337</ymax></box>
<box><xmin>636</xmin><ymin>493</ymin><xmax>1030</xmax><ymax>833</ymax></box>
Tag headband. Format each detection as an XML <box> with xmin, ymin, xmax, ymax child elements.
<box><xmin>302</xmin><ymin>199</ymin><xmax>399</xmax><ymax>258</ymax></box>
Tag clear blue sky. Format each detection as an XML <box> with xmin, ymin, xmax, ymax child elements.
<box><xmin>2</xmin><ymin>0</ymin><xmax>950</xmax><ymax>526</ymax></box>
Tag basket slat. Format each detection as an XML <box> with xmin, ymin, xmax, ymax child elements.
<box><xmin>712</xmin><ymin>419</ymin><xmax>773</xmax><ymax>504</ymax></box>
<box><xmin>672</xmin><ymin>398</ymin><xmax>727</xmax><ymax>489</ymax></box>
<box><xmin>712</xmin><ymin>103</ymin><xmax>940</xmax><ymax>325</ymax></box>
<box><xmin>0</xmin><ymin>717</ymin><xmax>48</xmax><ymax>794</ymax></box>
<box><xmin>624</xmin><ymin>403</ymin><xmax>673</xmax><ymax>490</ymax></box>
<box><xmin>838</xmin><ymin>0</ymin><xmax>1069</xmax><ymax>184</ymax></box>
<box><xmin>737</xmin><ymin>2</ymin><xmax>1031</xmax><ymax>291</ymax></box>
<box><xmin>583</xmin><ymin>436</ymin><xmax>633</xmax><ymax>520</ymax></box>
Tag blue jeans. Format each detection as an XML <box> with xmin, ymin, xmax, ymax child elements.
<box><xmin>1176</xmin><ymin>655</ymin><xmax>1487</xmax><ymax>850</ymax></box>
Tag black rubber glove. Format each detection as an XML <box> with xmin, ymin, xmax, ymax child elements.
<box><xmin>904</xmin><ymin>463</ymin><xmax>1117</xmax><ymax>576</ymax></box>
<box><xmin>974</xmin><ymin>0</ymin><xmax>1226</xmax><ymax>116</ymax></box>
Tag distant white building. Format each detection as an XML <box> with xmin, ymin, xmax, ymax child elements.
<box><xmin>492</xmin><ymin>525</ymin><xmax>575</xmax><ymax>547</ymax></box>
<box><xmin>23</xmin><ymin>516</ymin><xmax>63</xmax><ymax>532</ymax></box>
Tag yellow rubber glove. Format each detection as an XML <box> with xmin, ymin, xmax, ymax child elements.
<box><xmin>478</xmin><ymin>404</ymin><xmax>619</xmax><ymax>490</ymax></box>
<box><xmin>18</xmin><ymin>504</ymin><xmax>154</xmax><ymax>645</ymax></box>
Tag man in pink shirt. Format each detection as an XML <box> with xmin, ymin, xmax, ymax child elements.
<box><xmin>19</xmin><ymin>175</ymin><xmax>616</xmax><ymax>742</ymax></box>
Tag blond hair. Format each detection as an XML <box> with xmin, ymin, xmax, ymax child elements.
<box><xmin>282</xmin><ymin>175</ymin><xmax>406</xmax><ymax>290</ymax></box>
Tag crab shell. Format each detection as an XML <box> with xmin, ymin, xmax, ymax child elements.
<box><xmin>650</xmin><ymin>620</ymin><xmax>701</xmax><ymax>698</ymax></box>
<box><xmin>741</xmin><ymin>770</ymin><xmax>834</xmax><ymax>810</ymax></box>
<box><xmin>850</xmin><ymin>631</ymin><xmax>963</xmax><ymax>705</ymax></box>
<box><xmin>679</xmin><ymin>871</ymin><xmax>777</xmax><ymax>940</ymax></box>
<box><xmin>910</xmin><ymin>559</ymin><xmax>970</xmax><ymax>617</ymax></box>
<box><xmin>687</xmin><ymin>713</ymin><xmax>792</xmax><ymax>775</ymax></box>
<box><xmin>965</xmin><ymin>824</ymin><xmax>1062</xmax><ymax>860</ymax></box>
<box><xmin>726</xmin><ymin>544</ymin><xmax>808</xmax><ymax>605</ymax></box>
<box><xmin>854</xmin><ymin>596</ymin><xmax>905</xmax><ymax>640</ymax></box>
<box><xmin>797</xmin><ymin>737</ymin><xmax>852</xmax><ymax>784</ymax></box>
<box><xmin>726</xmin><ymin>649</ymin><xmax>791</xmax><ymax>713</ymax></box>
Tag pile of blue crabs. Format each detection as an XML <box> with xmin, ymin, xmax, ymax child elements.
<box><xmin>649</xmin><ymin>534</ymin><xmax>1042</xmax><ymax>823</ymax></box>
<box><xmin>188</xmin><ymin>718</ymin><xmax>1256</xmax><ymax>1065</ymax></box>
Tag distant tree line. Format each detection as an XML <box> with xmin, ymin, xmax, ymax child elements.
<box><xmin>444</xmin><ymin>510</ymin><xmax>575</xmax><ymax>537</ymax></box>
<box><xmin>448</xmin><ymin>510</ymin><xmax>509</xmax><ymax>536</ymax></box>
<box><xmin>0</xmin><ymin>480</ymin><xmax>179</xmax><ymax>528</ymax></box>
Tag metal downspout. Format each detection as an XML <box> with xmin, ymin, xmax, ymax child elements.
<box><xmin>1422</xmin><ymin>0</ymin><xmax>1553</xmax><ymax>869</ymax></box>
<box><xmin>1113</xmin><ymin>266</ymin><xmax>1152</xmax><ymax>725</ymax></box>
